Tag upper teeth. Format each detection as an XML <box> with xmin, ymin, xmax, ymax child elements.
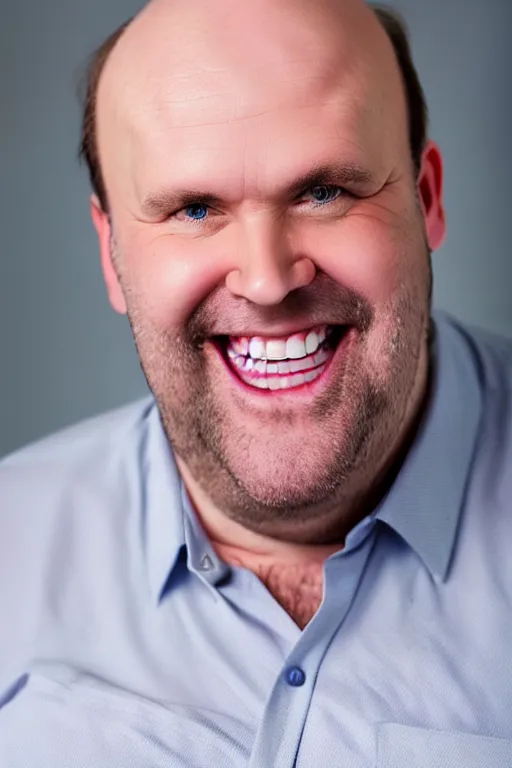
<box><xmin>230</xmin><ymin>326</ymin><xmax>328</xmax><ymax>361</ymax></box>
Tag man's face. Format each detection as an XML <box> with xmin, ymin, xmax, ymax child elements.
<box><xmin>94</xmin><ymin>0</ymin><xmax>444</xmax><ymax>539</ymax></box>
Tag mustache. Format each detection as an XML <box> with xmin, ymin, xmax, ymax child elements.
<box><xmin>186</xmin><ymin>272</ymin><xmax>373</xmax><ymax>343</ymax></box>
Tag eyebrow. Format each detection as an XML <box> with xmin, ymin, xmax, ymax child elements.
<box><xmin>287</xmin><ymin>163</ymin><xmax>375</xmax><ymax>197</ymax></box>
<box><xmin>140</xmin><ymin>163</ymin><xmax>375</xmax><ymax>218</ymax></box>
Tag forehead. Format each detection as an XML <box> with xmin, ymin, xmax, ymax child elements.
<box><xmin>97</xmin><ymin>0</ymin><xmax>407</xmax><ymax>203</ymax></box>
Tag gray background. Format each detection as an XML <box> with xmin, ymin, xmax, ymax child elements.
<box><xmin>1</xmin><ymin>0</ymin><xmax>511</xmax><ymax>457</ymax></box>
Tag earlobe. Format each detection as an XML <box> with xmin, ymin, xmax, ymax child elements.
<box><xmin>89</xmin><ymin>195</ymin><xmax>127</xmax><ymax>315</ymax></box>
<box><xmin>417</xmin><ymin>140</ymin><xmax>446</xmax><ymax>251</ymax></box>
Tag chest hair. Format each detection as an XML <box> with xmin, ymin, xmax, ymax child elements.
<box><xmin>256</xmin><ymin>562</ymin><xmax>325</xmax><ymax>629</ymax></box>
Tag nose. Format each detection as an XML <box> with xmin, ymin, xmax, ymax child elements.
<box><xmin>225</xmin><ymin>216</ymin><xmax>315</xmax><ymax>305</ymax></box>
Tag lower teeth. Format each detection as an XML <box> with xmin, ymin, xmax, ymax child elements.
<box><xmin>228</xmin><ymin>346</ymin><xmax>333</xmax><ymax>390</ymax></box>
<box><xmin>239</xmin><ymin>364</ymin><xmax>328</xmax><ymax>390</ymax></box>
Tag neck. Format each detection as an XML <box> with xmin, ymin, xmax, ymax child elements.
<box><xmin>180</xmin><ymin>486</ymin><xmax>338</xmax><ymax>629</ymax></box>
<box><xmin>201</xmin><ymin>514</ymin><xmax>344</xmax><ymax>571</ymax></box>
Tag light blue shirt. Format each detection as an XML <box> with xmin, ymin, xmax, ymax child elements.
<box><xmin>1</xmin><ymin>311</ymin><xmax>512</xmax><ymax>767</ymax></box>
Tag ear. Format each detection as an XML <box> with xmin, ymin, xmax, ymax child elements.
<box><xmin>90</xmin><ymin>195</ymin><xmax>127</xmax><ymax>315</ymax></box>
<box><xmin>417</xmin><ymin>140</ymin><xmax>446</xmax><ymax>251</ymax></box>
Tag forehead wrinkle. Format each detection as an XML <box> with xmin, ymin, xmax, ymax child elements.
<box><xmin>107</xmin><ymin>62</ymin><xmax>353</xmax><ymax>138</ymax></box>
<box><xmin>98</xmin><ymin>0</ymin><xmax>385</xmax><ymax>126</ymax></box>
<box><xmin>148</xmin><ymin>73</ymin><xmax>334</xmax><ymax>114</ymax></box>
<box><xmin>121</xmin><ymin>64</ymin><xmax>369</xmax><ymax>148</ymax></box>
<box><xmin>126</xmin><ymin>89</ymin><xmax>387</xmax><ymax>213</ymax></box>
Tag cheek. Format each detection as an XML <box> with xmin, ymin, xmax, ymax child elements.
<box><xmin>120</xmin><ymin>231</ymin><xmax>229</xmax><ymax>329</ymax></box>
<box><xmin>302</xmin><ymin>206</ymin><xmax>427</xmax><ymax>378</ymax></box>
<box><xmin>118</xmin><ymin>197</ymin><xmax>425</xmax><ymax>333</ymax></box>
<box><xmin>303</xmin><ymin>202</ymin><xmax>422</xmax><ymax>306</ymax></box>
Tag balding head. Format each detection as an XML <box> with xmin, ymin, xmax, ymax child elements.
<box><xmin>81</xmin><ymin>1</ymin><xmax>428</xmax><ymax>213</ymax></box>
<box><xmin>95</xmin><ymin>0</ymin><xmax>408</xmax><ymax>224</ymax></box>
<box><xmin>101</xmin><ymin>0</ymin><xmax>392</xmax><ymax>109</ymax></box>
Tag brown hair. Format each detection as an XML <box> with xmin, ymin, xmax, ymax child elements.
<box><xmin>78</xmin><ymin>20</ymin><xmax>133</xmax><ymax>212</ymax></box>
<box><xmin>78</xmin><ymin>4</ymin><xmax>428</xmax><ymax>213</ymax></box>
<box><xmin>372</xmin><ymin>5</ymin><xmax>428</xmax><ymax>174</ymax></box>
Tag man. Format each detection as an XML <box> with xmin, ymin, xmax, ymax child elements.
<box><xmin>1</xmin><ymin>0</ymin><xmax>511</xmax><ymax>765</ymax></box>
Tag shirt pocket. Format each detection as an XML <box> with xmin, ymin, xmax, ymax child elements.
<box><xmin>376</xmin><ymin>722</ymin><xmax>512</xmax><ymax>768</ymax></box>
<box><xmin>0</xmin><ymin>671</ymin><xmax>249</xmax><ymax>768</ymax></box>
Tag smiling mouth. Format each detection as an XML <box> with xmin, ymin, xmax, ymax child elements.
<box><xmin>217</xmin><ymin>325</ymin><xmax>347</xmax><ymax>391</ymax></box>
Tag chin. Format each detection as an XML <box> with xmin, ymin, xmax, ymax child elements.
<box><xmin>222</xmin><ymin>429</ymin><xmax>351</xmax><ymax>512</ymax></box>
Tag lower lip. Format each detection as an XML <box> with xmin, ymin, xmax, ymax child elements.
<box><xmin>214</xmin><ymin>328</ymin><xmax>354</xmax><ymax>398</ymax></box>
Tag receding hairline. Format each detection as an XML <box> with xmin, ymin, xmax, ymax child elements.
<box><xmin>79</xmin><ymin>2</ymin><xmax>428</xmax><ymax>212</ymax></box>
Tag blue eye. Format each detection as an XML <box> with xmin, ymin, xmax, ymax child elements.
<box><xmin>309</xmin><ymin>185</ymin><xmax>341</xmax><ymax>204</ymax></box>
<box><xmin>185</xmin><ymin>203</ymin><xmax>209</xmax><ymax>220</ymax></box>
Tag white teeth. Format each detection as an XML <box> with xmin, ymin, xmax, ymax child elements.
<box><xmin>291</xmin><ymin>373</ymin><xmax>306</xmax><ymax>387</ymax></box>
<box><xmin>249</xmin><ymin>338</ymin><xmax>265</xmax><ymax>359</ymax></box>
<box><xmin>231</xmin><ymin>347</ymin><xmax>328</xmax><ymax>375</ymax></box>
<box><xmin>286</xmin><ymin>335</ymin><xmax>307</xmax><ymax>360</ymax></box>
<box><xmin>230</xmin><ymin>325</ymin><xmax>328</xmax><ymax>362</ymax></box>
<box><xmin>230</xmin><ymin>339</ymin><xmax>243</xmax><ymax>356</ymax></box>
<box><xmin>289</xmin><ymin>357</ymin><xmax>310</xmax><ymax>373</ymax></box>
<box><xmin>265</xmin><ymin>339</ymin><xmax>287</xmax><ymax>360</ymax></box>
<box><xmin>313</xmin><ymin>347</ymin><xmax>329</xmax><ymax>366</ymax></box>
<box><xmin>225</xmin><ymin>323</ymin><xmax>335</xmax><ymax>392</ymax></box>
<box><xmin>305</xmin><ymin>331</ymin><xmax>319</xmax><ymax>355</ymax></box>
<box><xmin>236</xmin><ymin>362</ymin><xmax>329</xmax><ymax>391</ymax></box>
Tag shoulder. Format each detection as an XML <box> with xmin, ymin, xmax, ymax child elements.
<box><xmin>0</xmin><ymin>394</ymin><xmax>156</xmax><ymax>536</ymax></box>
<box><xmin>0</xmin><ymin>396</ymin><xmax>157</xmax><ymax>690</ymax></box>
<box><xmin>436</xmin><ymin>311</ymin><xmax>512</xmax><ymax>453</ymax></box>
<box><xmin>1</xmin><ymin>396</ymin><xmax>155</xmax><ymax>474</ymax></box>
<box><xmin>437</xmin><ymin>312</ymin><xmax>512</xmax><ymax>516</ymax></box>
<box><xmin>435</xmin><ymin>311</ymin><xmax>512</xmax><ymax>393</ymax></box>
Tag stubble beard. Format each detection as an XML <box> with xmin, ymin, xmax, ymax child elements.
<box><xmin>119</xmin><ymin>247</ymin><xmax>432</xmax><ymax>542</ymax></box>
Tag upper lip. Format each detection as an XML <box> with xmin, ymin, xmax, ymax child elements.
<box><xmin>214</xmin><ymin>322</ymin><xmax>341</xmax><ymax>339</ymax></box>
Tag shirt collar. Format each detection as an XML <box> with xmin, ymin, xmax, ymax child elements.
<box><xmin>144</xmin><ymin>311</ymin><xmax>482</xmax><ymax>602</ymax></box>
<box><xmin>144</xmin><ymin>406</ymin><xmax>230</xmax><ymax>604</ymax></box>
<box><xmin>375</xmin><ymin>311</ymin><xmax>482</xmax><ymax>581</ymax></box>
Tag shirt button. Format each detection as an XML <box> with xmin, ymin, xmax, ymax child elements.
<box><xmin>286</xmin><ymin>666</ymin><xmax>306</xmax><ymax>687</ymax></box>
